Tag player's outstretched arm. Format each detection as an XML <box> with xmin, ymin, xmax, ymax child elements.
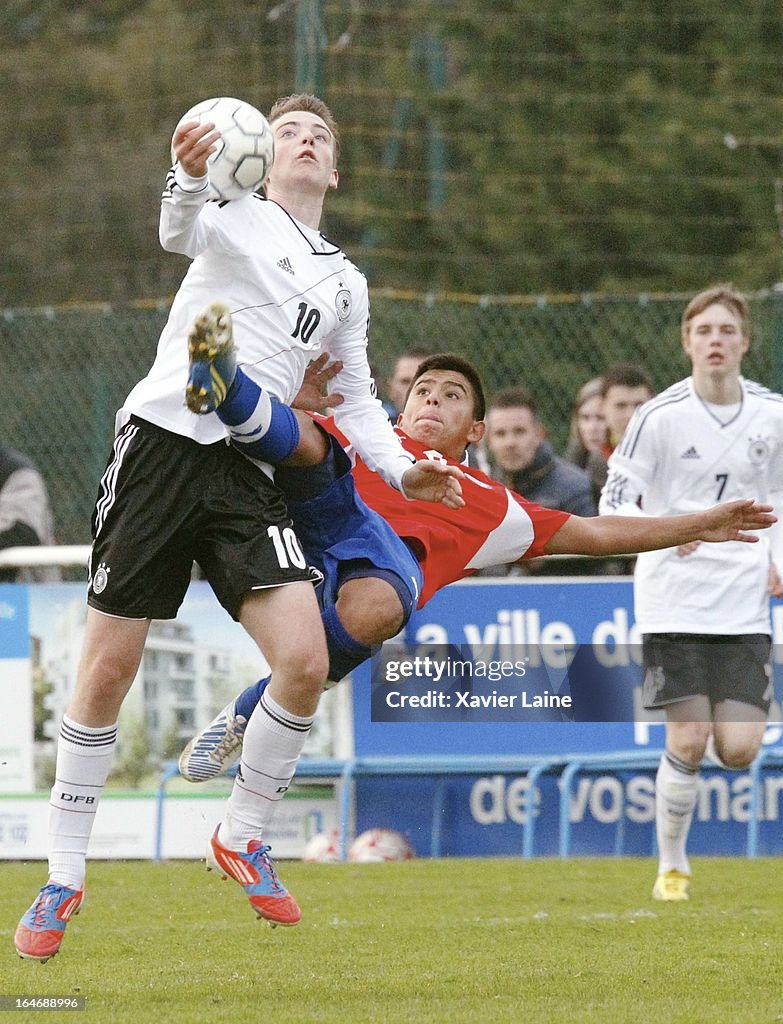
<box><xmin>544</xmin><ymin>499</ymin><xmax>776</xmax><ymax>557</ymax></box>
<box><xmin>402</xmin><ymin>461</ymin><xmax>465</xmax><ymax>510</ymax></box>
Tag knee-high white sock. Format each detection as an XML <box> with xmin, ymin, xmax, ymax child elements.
<box><xmin>48</xmin><ymin>715</ymin><xmax>118</xmax><ymax>889</ymax></box>
<box><xmin>219</xmin><ymin>689</ymin><xmax>313</xmax><ymax>851</ymax></box>
<box><xmin>656</xmin><ymin>751</ymin><xmax>699</xmax><ymax>875</ymax></box>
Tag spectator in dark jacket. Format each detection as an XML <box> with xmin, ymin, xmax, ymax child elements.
<box><xmin>479</xmin><ymin>386</ymin><xmax>597</xmax><ymax>575</ymax></box>
<box><xmin>600</xmin><ymin>362</ymin><xmax>654</xmax><ymax>458</ymax></box>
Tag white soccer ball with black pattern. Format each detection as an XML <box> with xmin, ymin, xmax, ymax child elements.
<box><xmin>302</xmin><ymin>830</ymin><xmax>341</xmax><ymax>863</ymax></box>
<box><xmin>171</xmin><ymin>96</ymin><xmax>274</xmax><ymax>201</ymax></box>
<box><xmin>348</xmin><ymin>828</ymin><xmax>415</xmax><ymax>863</ymax></box>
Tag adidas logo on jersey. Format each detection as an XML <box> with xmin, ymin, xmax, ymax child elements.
<box><xmin>680</xmin><ymin>445</ymin><xmax>700</xmax><ymax>459</ymax></box>
<box><xmin>277</xmin><ymin>257</ymin><xmax>294</xmax><ymax>275</ymax></box>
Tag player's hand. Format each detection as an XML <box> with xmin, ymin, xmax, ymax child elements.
<box><xmin>293</xmin><ymin>353</ymin><xmax>345</xmax><ymax>412</ymax></box>
<box><xmin>697</xmin><ymin>499</ymin><xmax>776</xmax><ymax>544</ymax></box>
<box><xmin>769</xmin><ymin>562</ymin><xmax>783</xmax><ymax>597</ymax></box>
<box><xmin>402</xmin><ymin>460</ymin><xmax>465</xmax><ymax>509</ymax></box>
<box><xmin>172</xmin><ymin>120</ymin><xmax>220</xmax><ymax>178</ymax></box>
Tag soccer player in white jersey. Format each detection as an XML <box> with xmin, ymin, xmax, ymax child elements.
<box><xmin>14</xmin><ymin>94</ymin><xmax>462</xmax><ymax>962</ymax></box>
<box><xmin>600</xmin><ymin>283</ymin><xmax>783</xmax><ymax>901</ymax></box>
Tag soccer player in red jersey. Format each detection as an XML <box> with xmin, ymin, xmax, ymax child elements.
<box><xmin>179</xmin><ymin>349</ymin><xmax>774</xmax><ymax>784</ymax></box>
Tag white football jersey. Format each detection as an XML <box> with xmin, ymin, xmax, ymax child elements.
<box><xmin>120</xmin><ymin>170</ymin><xmax>413</xmax><ymax>490</ymax></box>
<box><xmin>600</xmin><ymin>376</ymin><xmax>783</xmax><ymax>634</ymax></box>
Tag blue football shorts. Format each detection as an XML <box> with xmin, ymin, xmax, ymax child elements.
<box><xmin>284</xmin><ymin>461</ymin><xmax>423</xmax><ymax>625</ymax></box>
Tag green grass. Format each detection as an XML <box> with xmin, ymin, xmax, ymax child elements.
<box><xmin>1</xmin><ymin>858</ymin><xmax>782</xmax><ymax>1024</ymax></box>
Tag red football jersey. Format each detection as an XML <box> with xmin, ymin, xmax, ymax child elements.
<box><xmin>317</xmin><ymin>417</ymin><xmax>571</xmax><ymax>607</ymax></box>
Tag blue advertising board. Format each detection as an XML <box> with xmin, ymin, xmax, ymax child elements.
<box><xmin>0</xmin><ymin>583</ymin><xmax>30</xmax><ymax>659</ymax></box>
<box><xmin>0</xmin><ymin>584</ymin><xmax>33</xmax><ymax>791</ymax></box>
<box><xmin>351</xmin><ymin>579</ymin><xmax>783</xmax><ymax>857</ymax></box>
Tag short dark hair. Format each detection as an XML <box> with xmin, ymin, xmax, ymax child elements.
<box><xmin>489</xmin><ymin>385</ymin><xmax>538</xmax><ymax>419</ymax></box>
<box><xmin>601</xmin><ymin>362</ymin><xmax>653</xmax><ymax>397</ymax></box>
<box><xmin>409</xmin><ymin>353</ymin><xmax>486</xmax><ymax>420</ymax></box>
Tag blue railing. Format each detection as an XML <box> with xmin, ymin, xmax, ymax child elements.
<box><xmin>156</xmin><ymin>747</ymin><xmax>783</xmax><ymax>861</ymax></box>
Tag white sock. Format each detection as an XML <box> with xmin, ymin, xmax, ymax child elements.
<box><xmin>219</xmin><ymin>689</ymin><xmax>313</xmax><ymax>851</ymax></box>
<box><xmin>48</xmin><ymin>715</ymin><xmax>118</xmax><ymax>889</ymax></box>
<box><xmin>655</xmin><ymin>751</ymin><xmax>699</xmax><ymax>875</ymax></box>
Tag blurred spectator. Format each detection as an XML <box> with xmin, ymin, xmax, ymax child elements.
<box><xmin>601</xmin><ymin>362</ymin><xmax>654</xmax><ymax>456</ymax></box>
<box><xmin>564</xmin><ymin>376</ymin><xmax>608</xmax><ymax>504</ymax></box>
<box><xmin>0</xmin><ymin>445</ymin><xmax>58</xmax><ymax>582</ymax></box>
<box><xmin>383</xmin><ymin>347</ymin><xmax>433</xmax><ymax>420</ymax></box>
<box><xmin>591</xmin><ymin>364</ymin><xmax>655</xmax><ymax>575</ymax></box>
<box><xmin>479</xmin><ymin>386</ymin><xmax>597</xmax><ymax>575</ymax></box>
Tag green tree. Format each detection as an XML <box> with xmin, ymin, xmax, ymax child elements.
<box><xmin>32</xmin><ymin>667</ymin><xmax>54</xmax><ymax>743</ymax></box>
<box><xmin>3</xmin><ymin>1</ymin><xmax>783</xmax><ymax>303</ymax></box>
<box><xmin>159</xmin><ymin>719</ymin><xmax>182</xmax><ymax>762</ymax></box>
<box><xmin>110</xmin><ymin>713</ymin><xmax>151</xmax><ymax>790</ymax></box>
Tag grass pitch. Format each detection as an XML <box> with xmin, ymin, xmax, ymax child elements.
<box><xmin>1</xmin><ymin>858</ymin><xmax>781</xmax><ymax>1024</ymax></box>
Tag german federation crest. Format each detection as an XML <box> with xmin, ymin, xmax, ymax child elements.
<box><xmin>748</xmin><ymin>435</ymin><xmax>771</xmax><ymax>468</ymax></box>
<box><xmin>335</xmin><ymin>289</ymin><xmax>351</xmax><ymax>321</ymax></box>
<box><xmin>92</xmin><ymin>562</ymin><xmax>111</xmax><ymax>595</ymax></box>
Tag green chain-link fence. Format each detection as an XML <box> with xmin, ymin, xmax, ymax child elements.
<box><xmin>3</xmin><ymin>290</ymin><xmax>783</xmax><ymax>545</ymax></box>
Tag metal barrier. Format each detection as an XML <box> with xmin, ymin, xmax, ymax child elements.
<box><xmin>747</xmin><ymin>746</ymin><xmax>783</xmax><ymax>857</ymax></box>
<box><xmin>0</xmin><ymin>544</ymin><xmax>603</xmax><ymax>572</ymax></box>
<box><xmin>0</xmin><ymin>545</ymin><xmax>90</xmax><ymax>569</ymax></box>
<box><xmin>155</xmin><ymin>753</ymin><xmax>639</xmax><ymax>861</ymax></box>
<box><xmin>336</xmin><ymin>755</ymin><xmax>564</xmax><ymax>859</ymax></box>
<box><xmin>557</xmin><ymin>750</ymin><xmax>663</xmax><ymax>858</ymax></box>
<box><xmin>154</xmin><ymin>755</ymin><xmax>563</xmax><ymax>861</ymax></box>
<box><xmin>154</xmin><ymin>758</ymin><xmax>349</xmax><ymax>863</ymax></box>
<box><xmin>152</xmin><ymin>747</ymin><xmax>783</xmax><ymax>861</ymax></box>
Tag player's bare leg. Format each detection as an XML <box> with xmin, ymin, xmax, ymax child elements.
<box><xmin>712</xmin><ymin>701</ymin><xmax>766</xmax><ymax>767</ymax></box>
<box><xmin>207</xmin><ymin>583</ymin><xmax>328</xmax><ymax>926</ymax></box>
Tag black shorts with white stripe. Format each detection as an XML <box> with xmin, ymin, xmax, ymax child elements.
<box><xmin>87</xmin><ymin>415</ymin><xmax>316</xmax><ymax>621</ymax></box>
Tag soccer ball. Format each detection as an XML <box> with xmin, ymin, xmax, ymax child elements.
<box><xmin>302</xmin><ymin>830</ymin><xmax>341</xmax><ymax>863</ymax></box>
<box><xmin>171</xmin><ymin>96</ymin><xmax>274</xmax><ymax>201</ymax></box>
<box><xmin>348</xmin><ymin>828</ymin><xmax>415</xmax><ymax>863</ymax></box>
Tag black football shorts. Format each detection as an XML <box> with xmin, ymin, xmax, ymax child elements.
<box><xmin>641</xmin><ymin>632</ymin><xmax>772</xmax><ymax>715</ymax></box>
<box><xmin>87</xmin><ymin>416</ymin><xmax>316</xmax><ymax>621</ymax></box>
